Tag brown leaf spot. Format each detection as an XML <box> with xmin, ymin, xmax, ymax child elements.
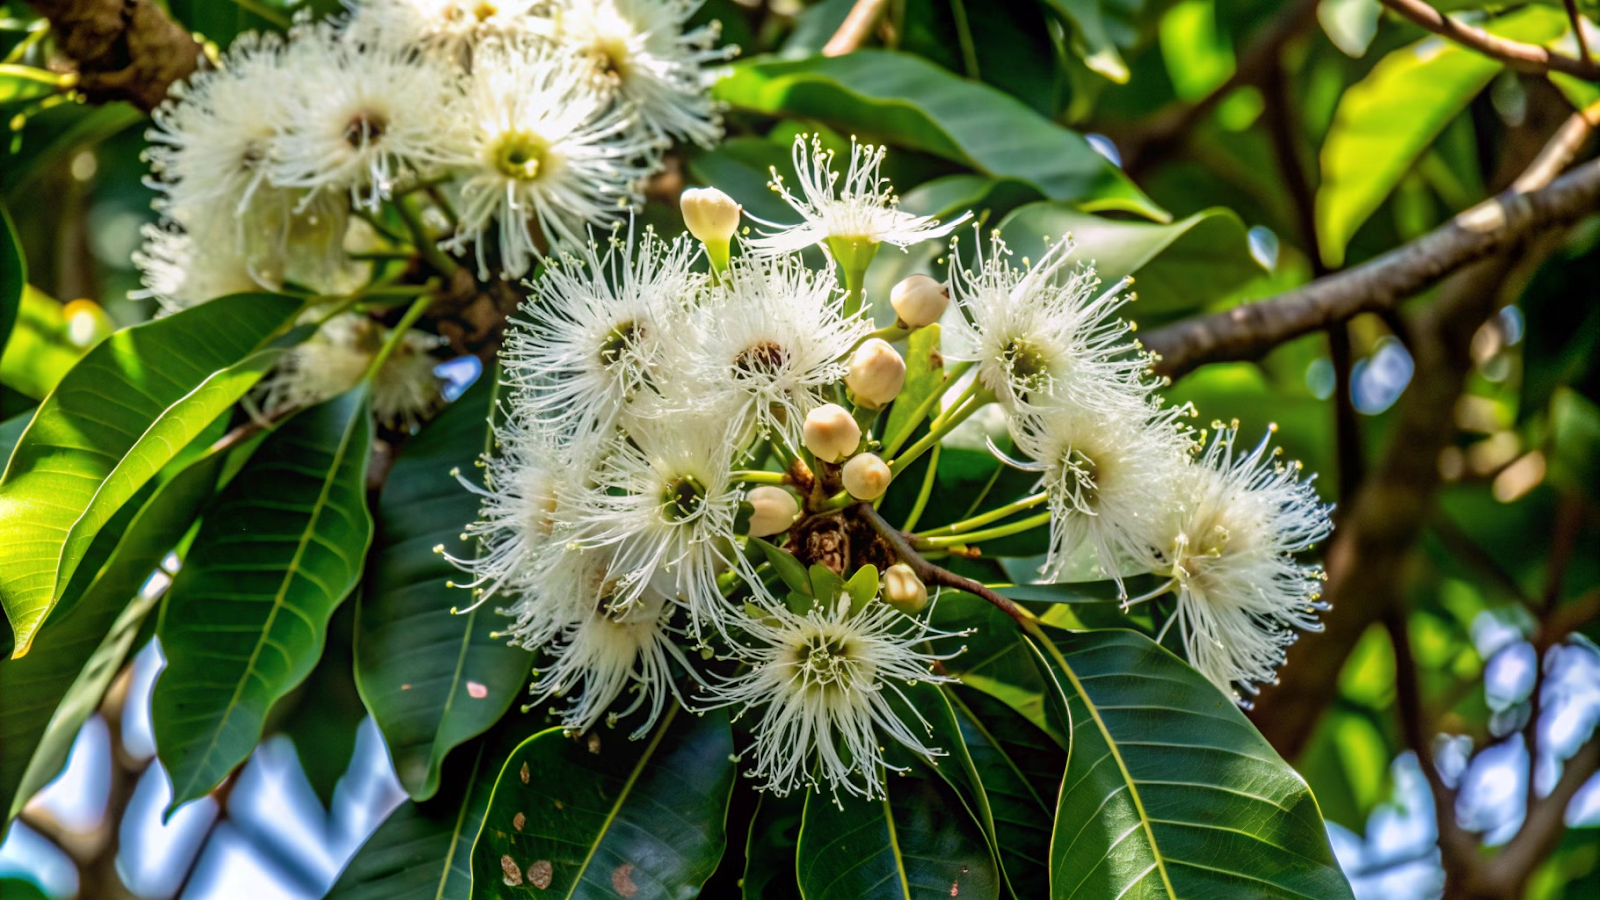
<box><xmin>554</xmin><ymin>799</ymin><xmax>564</xmax><ymax>809</ymax></box>
<box><xmin>612</xmin><ymin>863</ymin><xmax>638</xmax><ymax>897</ymax></box>
<box><xmin>587</xmin><ymin>733</ymin><xmax>602</xmax><ymax>754</ymax></box>
<box><xmin>520</xmin><ymin>761</ymin><xmax>530</xmax><ymax>783</ymax></box>
<box><xmin>513</xmin><ymin>811</ymin><xmax>526</xmax><ymax>831</ymax></box>
<box><xmin>501</xmin><ymin>855</ymin><xmax>523</xmax><ymax>886</ymax></box>
<box><xmin>528</xmin><ymin>859</ymin><xmax>553</xmax><ymax>889</ymax></box>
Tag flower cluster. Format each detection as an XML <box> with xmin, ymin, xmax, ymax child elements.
<box><xmin>457</xmin><ymin>134</ymin><xmax>1334</xmax><ymax>801</ymax></box>
<box><xmin>133</xmin><ymin>0</ymin><xmax>729</xmax><ymax>428</ymax></box>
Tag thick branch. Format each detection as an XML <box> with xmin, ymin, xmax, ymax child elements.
<box><xmin>822</xmin><ymin>0</ymin><xmax>891</xmax><ymax>57</ymax></box>
<box><xmin>26</xmin><ymin>0</ymin><xmax>203</xmax><ymax>111</ymax></box>
<box><xmin>854</xmin><ymin>502</ymin><xmax>1032</xmax><ymax>625</ymax></box>
<box><xmin>1144</xmin><ymin>151</ymin><xmax>1600</xmax><ymax>378</ymax></box>
<box><xmin>1381</xmin><ymin>0</ymin><xmax>1600</xmax><ymax>80</ymax></box>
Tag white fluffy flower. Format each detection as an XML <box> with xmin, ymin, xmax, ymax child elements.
<box><xmin>502</xmin><ymin>226</ymin><xmax>701</xmax><ymax>451</ymax></box>
<box><xmin>544</xmin><ymin>0</ymin><xmax>730</xmax><ymax>147</ymax></box>
<box><xmin>344</xmin><ymin>0</ymin><xmax>545</xmax><ymax>58</ymax></box>
<box><xmin>702</xmin><ymin>597</ymin><xmax>963</xmax><ymax>800</ymax></box>
<box><xmin>133</xmin><ymin>225</ymin><xmax>263</xmax><ymax>312</ymax></box>
<box><xmin>563</xmin><ymin>413</ymin><xmax>749</xmax><ymax>634</ymax></box>
<box><xmin>944</xmin><ymin>232</ymin><xmax>1152</xmax><ymax>417</ymax></box>
<box><xmin>522</xmin><ymin>557</ymin><xmax>695</xmax><ymax>738</ymax></box>
<box><xmin>748</xmin><ymin>135</ymin><xmax>967</xmax><ymax>256</ymax></box>
<box><xmin>268</xmin><ymin>22</ymin><xmax>462</xmax><ymax>211</ymax></box>
<box><xmin>674</xmin><ymin>253</ymin><xmax>867</xmax><ymax>448</ymax></box>
<box><xmin>1148</xmin><ymin>426</ymin><xmax>1333</xmax><ymax>704</ymax></box>
<box><xmin>1007</xmin><ymin>399</ymin><xmax>1192</xmax><ymax>588</ymax></box>
<box><xmin>257</xmin><ymin>314</ymin><xmax>443</xmax><ymax>429</ymax></box>
<box><xmin>442</xmin><ymin>39</ymin><xmax>656</xmax><ymax>277</ymax></box>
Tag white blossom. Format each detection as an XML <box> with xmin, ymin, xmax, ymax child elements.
<box><xmin>442</xmin><ymin>39</ymin><xmax>656</xmax><ymax>277</ymax></box>
<box><xmin>257</xmin><ymin>314</ymin><xmax>443</xmax><ymax>429</ymax></box>
<box><xmin>344</xmin><ymin>0</ymin><xmax>545</xmax><ymax>58</ymax></box>
<box><xmin>133</xmin><ymin>224</ymin><xmax>263</xmax><ymax>312</ymax></box>
<box><xmin>702</xmin><ymin>597</ymin><xmax>963</xmax><ymax>800</ymax></box>
<box><xmin>1148</xmin><ymin>425</ymin><xmax>1333</xmax><ymax>704</ymax></box>
<box><xmin>543</xmin><ymin>0</ymin><xmax>731</xmax><ymax>147</ymax></box>
<box><xmin>748</xmin><ymin>135</ymin><xmax>967</xmax><ymax>256</ymax></box>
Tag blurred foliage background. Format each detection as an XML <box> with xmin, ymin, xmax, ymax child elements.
<box><xmin>1</xmin><ymin>0</ymin><xmax>1598</xmax><ymax>899</ymax></box>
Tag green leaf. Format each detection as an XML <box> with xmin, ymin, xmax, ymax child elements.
<box><xmin>278</xmin><ymin>595</ymin><xmax>365</xmax><ymax>809</ymax></box>
<box><xmin>997</xmin><ymin>574</ymin><xmax>1168</xmax><ymax>604</ymax></box>
<box><xmin>945</xmin><ymin>685</ymin><xmax>1064</xmax><ymax>899</ymax></box>
<box><xmin>995</xmin><ymin>203</ymin><xmax>1263</xmax><ymax>320</ymax></box>
<box><xmin>153</xmin><ymin>386</ymin><xmax>374</xmax><ymax>809</ymax></box>
<box><xmin>1</xmin><ymin>444</ymin><xmax>226</xmax><ymax>831</ymax></box>
<box><xmin>0</xmin><ymin>287</ymin><xmax>113</xmax><ymax>399</ymax></box>
<box><xmin>1314</xmin><ymin>7</ymin><xmax>1567</xmax><ymax>266</ymax></box>
<box><xmin>933</xmin><ymin>592</ymin><xmax>1067</xmax><ymax>747</ymax></box>
<box><xmin>893</xmin><ymin>681</ymin><xmax>1000</xmax><ymax>866</ymax></box>
<box><xmin>0</xmin><ymin>292</ymin><xmax>303</xmax><ymax>656</ymax></box>
<box><xmin>358</xmin><ymin>374</ymin><xmax>533</xmax><ymax>802</ymax></box>
<box><xmin>713</xmin><ymin>50</ymin><xmax>1164</xmax><ymax>220</ymax></box>
<box><xmin>742</xmin><ymin>793</ymin><xmax>804</xmax><ymax>900</ymax></box>
<box><xmin>1038</xmin><ymin>0</ymin><xmax>1141</xmax><ymax>82</ymax></box>
<box><xmin>0</xmin><ymin>203</ymin><xmax>20</xmax><ymax>359</ymax></box>
<box><xmin>752</xmin><ymin>537</ymin><xmax>812</xmax><ymax>596</ymax></box>
<box><xmin>328</xmin><ymin>728</ymin><xmax>514</xmax><ymax>900</ymax></box>
<box><xmin>883</xmin><ymin>323</ymin><xmax>945</xmax><ymax>454</ymax></box>
<box><xmin>1030</xmin><ymin>628</ymin><xmax>1355</xmax><ymax>899</ymax></box>
<box><xmin>0</xmin><ymin>878</ymin><xmax>49</xmax><ymax>900</ymax></box>
<box><xmin>795</xmin><ymin>757</ymin><xmax>1001</xmax><ymax>900</ymax></box>
<box><xmin>900</xmin><ymin>175</ymin><xmax>1041</xmax><ymax>224</ymax></box>
<box><xmin>469</xmin><ymin>706</ymin><xmax>735</xmax><ymax>900</ymax></box>
<box><xmin>0</xmin><ymin>64</ymin><xmax>63</xmax><ymax>103</ymax></box>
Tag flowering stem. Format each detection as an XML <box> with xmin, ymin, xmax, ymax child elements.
<box><xmin>732</xmin><ymin>470</ymin><xmax>788</xmax><ymax>485</ymax></box>
<box><xmin>899</xmin><ymin>444</ymin><xmax>940</xmax><ymax>531</ymax></box>
<box><xmin>393</xmin><ymin>194</ymin><xmax>460</xmax><ymax>278</ymax></box>
<box><xmin>886</xmin><ymin>386</ymin><xmax>991</xmax><ymax>476</ymax></box>
<box><xmin>880</xmin><ymin>360</ymin><xmax>975</xmax><ymax>457</ymax></box>
<box><xmin>917</xmin><ymin>491</ymin><xmax>1048</xmax><ymax>538</ymax></box>
<box><xmin>364</xmin><ymin>294</ymin><xmax>433</xmax><ymax>381</ymax></box>
<box><xmin>830</xmin><ymin>237</ymin><xmax>879</xmax><ymax>319</ymax></box>
<box><xmin>855</xmin><ymin>324</ymin><xmax>910</xmax><ymax>349</ymax></box>
<box><xmin>917</xmin><ymin>512</ymin><xmax>1051</xmax><ymax>548</ymax></box>
<box><xmin>856</xmin><ymin>502</ymin><xmax>1034</xmax><ymax>627</ymax></box>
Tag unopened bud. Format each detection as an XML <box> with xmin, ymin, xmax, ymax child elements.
<box><xmin>882</xmin><ymin>563</ymin><xmax>928</xmax><ymax>614</ymax></box>
<box><xmin>803</xmin><ymin>403</ymin><xmax>861</xmax><ymax>463</ymax></box>
<box><xmin>680</xmin><ymin>187</ymin><xmax>741</xmax><ymax>246</ymax></box>
<box><xmin>846</xmin><ymin>338</ymin><xmax>906</xmax><ymax>408</ymax></box>
<box><xmin>841</xmin><ymin>452</ymin><xmax>891</xmax><ymax>500</ymax></box>
<box><xmin>890</xmin><ymin>274</ymin><xmax>949</xmax><ymax>328</ymax></box>
<box><xmin>745</xmin><ymin>485</ymin><xmax>800</xmax><ymax>537</ymax></box>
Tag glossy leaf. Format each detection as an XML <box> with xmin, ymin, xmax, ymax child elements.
<box><xmin>0</xmin><ymin>203</ymin><xmax>20</xmax><ymax>358</ymax></box>
<box><xmin>1031</xmin><ymin>628</ymin><xmax>1355</xmax><ymax>899</ymax></box>
<box><xmin>996</xmin><ymin>203</ymin><xmax>1263</xmax><ymax>319</ymax></box>
<box><xmin>469</xmin><ymin>706</ymin><xmax>735</xmax><ymax>900</ymax></box>
<box><xmin>1314</xmin><ymin>8</ymin><xmax>1567</xmax><ymax>266</ymax></box>
<box><xmin>997</xmin><ymin>574</ymin><xmax>1168</xmax><ymax>604</ymax></box>
<box><xmin>742</xmin><ymin>793</ymin><xmax>803</xmax><ymax>900</ymax></box>
<box><xmin>279</xmin><ymin>595</ymin><xmax>365</xmax><ymax>808</ymax></box>
<box><xmin>1038</xmin><ymin>0</ymin><xmax>1143</xmax><ymax>82</ymax></box>
<box><xmin>0</xmin><ymin>288</ymin><xmax>113</xmax><ymax>400</ymax></box>
<box><xmin>714</xmin><ymin>51</ymin><xmax>1163</xmax><ymax>219</ymax></box>
<box><xmin>883</xmin><ymin>324</ymin><xmax>945</xmax><ymax>454</ymax></box>
<box><xmin>153</xmin><ymin>386</ymin><xmax>374</xmax><ymax>809</ymax></box>
<box><xmin>0</xmin><ymin>444</ymin><xmax>226</xmax><ymax>830</ymax></box>
<box><xmin>358</xmin><ymin>374</ymin><xmax>533</xmax><ymax>802</ymax></box>
<box><xmin>795</xmin><ymin>756</ymin><xmax>1001</xmax><ymax>900</ymax></box>
<box><xmin>0</xmin><ymin>292</ymin><xmax>302</xmax><ymax>656</ymax></box>
<box><xmin>934</xmin><ymin>592</ymin><xmax>1067</xmax><ymax>747</ymax></box>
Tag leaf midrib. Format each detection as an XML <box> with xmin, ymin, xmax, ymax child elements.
<box><xmin>562</xmin><ymin>703</ymin><xmax>680</xmax><ymax>900</ymax></box>
<box><xmin>174</xmin><ymin>403</ymin><xmax>361</xmax><ymax>802</ymax></box>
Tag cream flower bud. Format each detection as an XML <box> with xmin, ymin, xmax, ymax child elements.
<box><xmin>890</xmin><ymin>274</ymin><xmax>949</xmax><ymax>328</ymax></box>
<box><xmin>803</xmin><ymin>403</ymin><xmax>861</xmax><ymax>463</ymax></box>
<box><xmin>745</xmin><ymin>485</ymin><xmax>800</xmax><ymax>538</ymax></box>
<box><xmin>680</xmin><ymin>187</ymin><xmax>742</xmax><ymax>246</ymax></box>
<box><xmin>882</xmin><ymin>563</ymin><xmax>928</xmax><ymax>614</ymax></box>
<box><xmin>841</xmin><ymin>452</ymin><xmax>891</xmax><ymax>500</ymax></box>
<box><xmin>846</xmin><ymin>338</ymin><xmax>906</xmax><ymax>409</ymax></box>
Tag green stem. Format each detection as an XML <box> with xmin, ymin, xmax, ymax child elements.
<box><xmin>732</xmin><ymin>470</ymin><xmax>788</xmax><ymax>485</ymax></box>
<box><xmin>393</xmin><ymin>194</ymin><xmax>459</xmax><ymax>277</ymax></box>
<box><xmin>2</xmin><ymin>23</ymin><xmax>49</xmax><ymax>65</ymax></box>
<box><xmin>365</xmin><ymin>294</ymin><xmax>434</xmax><ymax>381</ymax></box>
<box><xmin>918</xmin><ymin>511</ymin><xmax>1051</xmax><ymax>548</ymax></box>
<box><xmin>900</xmin><ymin>444</ymin><xmax>941</xmax><ymax>531</ymax></box>
<box><xmin>918</xmin><ymin>492</ymin><xmax>1048</xmax><ymax>538</ymax></box>
<box><xmin>881</xmin><ymin>360</ymin><xmax>975</xmax><ymax>457</ymax></box>
<box><xmin>855</xmin><ymin>324</ymin><xmax>910</xmax><ymax>349</ymax></box>
<box><xmin>887</xmin><ymin>386</ymin><xmax>991</xmax><ymax>475</ymax></box>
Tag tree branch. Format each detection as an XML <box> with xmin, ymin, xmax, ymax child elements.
<box><xmin>25</xmin><ymin>0</ymin><xmax>203</xmax><ymax>111</ymax></box>
<box><xmin>1144</xmin><ymin>107</ymin><xmax>1600</xmax><ymax>379</ymax></box>
<box><xmin>822</xmin><ymin>0</ymin><xmax>891</xmax><ymax>57</ymax></box>
<box><xmin>854</xmin><ymin>502</ymin><xmax>1032</xmax><ymax>626</ymax></box>
<box><xmin>1380</xmin><ymin>0</ymin><xmax>1600</xmax><ymax>80</ymax></box>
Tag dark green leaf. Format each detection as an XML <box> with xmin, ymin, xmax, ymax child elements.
<box><xmin>0</xmin><ymin>292</ymin><xmax>303</xmax><ymax>655</ymax></box>
<box><xmin>713</xmin><ymin>51</ymin><xmax>1163</xmax><ymax>219</ymax></box>
<box><xmin>153</xmin><ymin>386</ymin><xmax>374</xmax><ymax>809</ymax></box>
<box><xmin>934</xmin><ymin>592</ymin><xmax>1067</xmax><ymax>747</ymax></box>
<box><xmin>278</xmin><ymin>594</ymin><xmax>364</xmax><ymax>809</ymax></box>
<box><xmin>742</xmin><ymin>793</ymin><xmax>803</xmax><ymax>900</ymax></box>
<box><xmin>945</xmin><ymin>685</ymin><xmax>1063</xmax><ymax>899</ymax></box>
<box><xmin>996</xmin><ymin>203</ymin><xmax>1263</xmax><ymax>320</ymax></box>
<box><xmin>997</xmin><ymin>574</ymin><xmax>1167</xmax><ymax>604</ymax></box>
<box><xmin>0</xmin><ymin>878</ymin><xmax>49</xmax><ymax>900</ymax></box>
<box><xmin>470</xmin><ymin>706</ymin><xmax>735</xmax><ymax>900</ymax></box>
<box><xmin>795</xmin><ymin>756</ymin><xmax>1001</xmax><ymax>900</ymax></box>
<box><xmin>752</xmin><ymin>537</ymin><xmax>812</xmax><ymax>596</ymax></box>
<box><xmin>358</xmin><ymin>374</ymin><xmax>533</xmax><ymax>802</ymax></box>
<box><xmin>0</xmin><ymin>440</ymin><xmax>227</xmax><ymax>832</ymax></box>
<box><xmin>1030</xmin><ymin>628</ymin><xmax>1355</xmax><ymax>899</ymax></box>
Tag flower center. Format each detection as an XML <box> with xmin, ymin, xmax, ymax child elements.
<box><xmin>1063</xmin><ymin>448</ymin><xmax>1101</xmax><ymax>508</ymax></box>
<box><xmin>1002</xmin><ymin>336</ymin><xmax>1051</xmax><ymax>388</ymax></box>
<box><xmin>733</xmin><ymin>340</ymin><xmax>789</xmax><ymax>377</ymax></box>
<box><xmin>473</xmin><ymin>1</ymin><xmax>499</xmax><ymax>21</ymax></box>
<box><xmin>344</xmin><ymin>110</ymin><xmax>388</xmax><ymax>148</ymax></box>
<box><xmin>662</xmin><ymin>474</ymin><xmax>706</xmax><ymax>521</ymax></box>
<box><xmin>598</xmin><ymin>319</ymin><xmax>642</xmax><ymax>366</ymax></box>
<box><xmin>491</xmin><ymin>131</ymin><xmax>548</xmax><ymax>182</ymax></box>
<box><xmin>585</xmin><ymin>37</ymin><xmax>631</xmax><ymax>80</ymax></box>
<box><xmin>795</xmin><ymin>633</ymin><xmax>858</xmax><ymax>694</ymax></box>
